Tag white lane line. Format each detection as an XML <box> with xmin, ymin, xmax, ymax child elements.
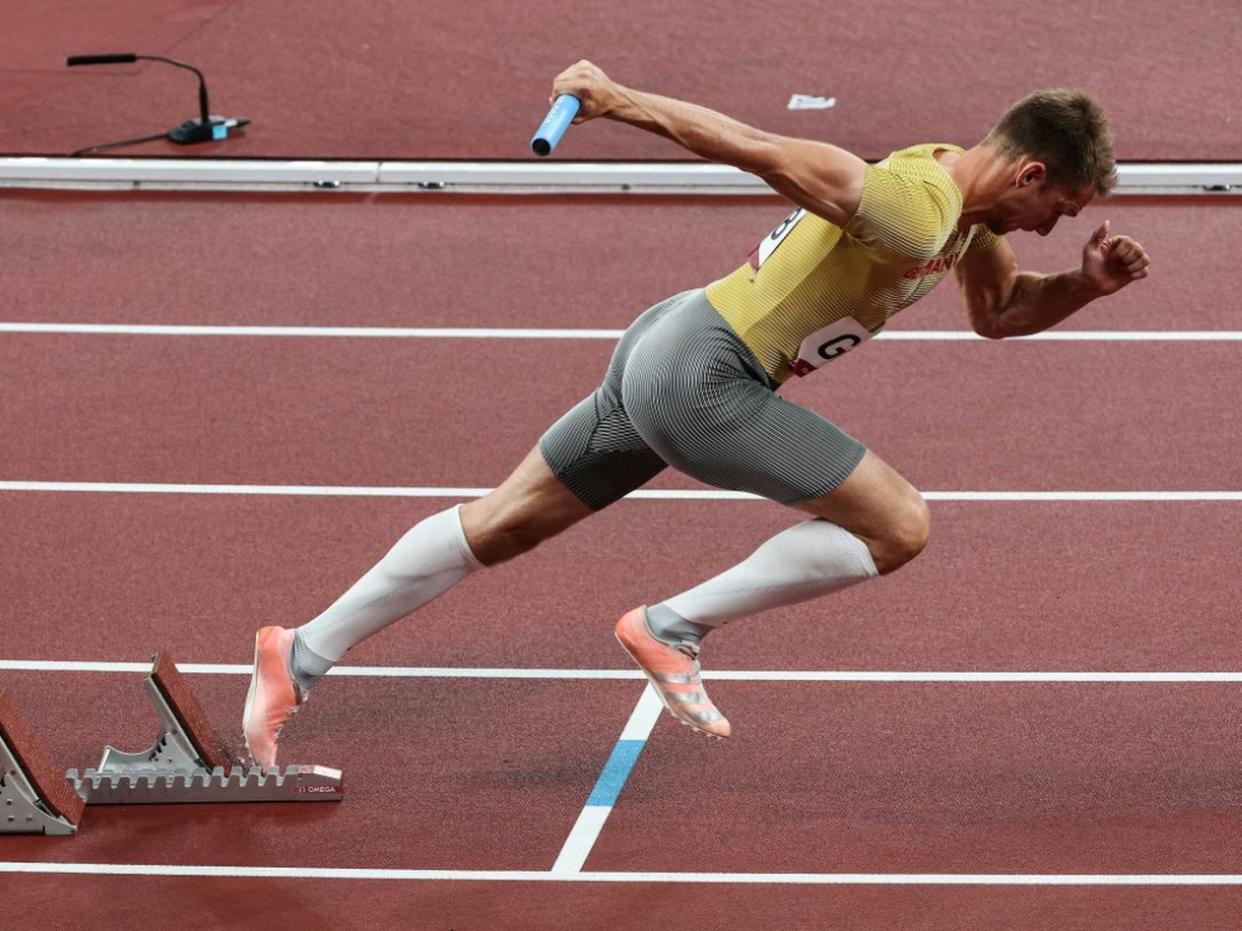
<box><xmin>2</xmin><ymin>660</ymin><xmax>1241</xmax><ymax>682</ymax></box>
<box><xmin>0</xmin><ymin>482</ymin><xmax>496</xmax><ymax>498</ymax></box>
<box><xmin>0</xmin><ymin>323</ymin><xmax>626</xmax><ymax>339</ymax></box>
<box><xmin>552</xmin><ymin>685</ymin><xmax>663</xmax><ymax>875</ymax></box>
<box><xmin>2</xmin><ymin>322</ymin><xmax>1242</xmax><ymax>341</ymax></box>
<box><xmin>0</xmin><ymin>862</ymin><xmax>1240</xmax><ymax>884</ymax></box>
<box><xmin>1</xmin><ymin>482</ymin><xmax>1240</xmax><ymax>501</ymax></box>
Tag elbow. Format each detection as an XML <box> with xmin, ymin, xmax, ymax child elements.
<box><xmin>969</xmin><ymin>309</ymin><xmax>1007</xmax><ymax>340</ymax></box>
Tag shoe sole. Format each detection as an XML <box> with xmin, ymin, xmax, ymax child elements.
<box><xmin>241</xmin><ymin>630</ymin><xmax>265</xmax><ymax>764</ymax></box>
<box><xmin>614</xmin><ymin>630</ymin><xmax>727</xmax><ymax>740</ymax></box>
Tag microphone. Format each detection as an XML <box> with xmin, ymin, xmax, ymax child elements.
<box><xmin>66</xmin><ymin>54</ymin><xmax>138</xmax><ymax>65</ymax></box>
<box><xmin>66</xmin><ymin>53</ymin><xmax>251</xmax><ymax>145</ymax></box>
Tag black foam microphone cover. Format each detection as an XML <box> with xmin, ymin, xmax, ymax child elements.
<box><xmin>66</xmin><ymin>54</ymin><xmax>138</xmax><ymax>66</ymax></box>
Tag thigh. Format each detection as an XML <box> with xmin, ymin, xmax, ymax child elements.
<box><xmin>538</xmin><ymin>390</ymin><xmax>668</xmax><ymax>510</ymax></box>
<box><xmin>626</xmin><ymin>353</ymin><xmax>867</xmax><ymax>506</ymax></box>
<box><xmin>617</xmin><ymin>290</ymin><xmax>867</xmax><ymax>505</ymax></box>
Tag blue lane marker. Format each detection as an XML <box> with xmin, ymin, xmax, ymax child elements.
<box><xmin>585</xmin><ymin>739</ymin><xmax>646</xmax><ymax>807</ymax></box>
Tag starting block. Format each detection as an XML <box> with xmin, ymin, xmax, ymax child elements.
<box><xmin>67</xmin><ymin>650</ymin><xmax>345</xmax><ymax>805</ymax></box>
<box><xmin>2</xmin><ymin>650</ymin><xmax>343</xmax><ymax>833</ymax></box>
<box><xmin>1</xmin><ymin>690</ymin><xmax>84</xmax><ymax>835</ymax></box>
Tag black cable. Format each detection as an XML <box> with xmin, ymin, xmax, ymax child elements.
<box><xmin>68</xmin><ymin>131</ymin><xmax>170</xmax><ymax>157</ymax></box>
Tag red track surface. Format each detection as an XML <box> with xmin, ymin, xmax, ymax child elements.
<box><xmin>2</xmin><ymin>672</ymin><xmax>627</xmax><ymax>868</ymax></box>
<box><xmin>597</xmin><ymin>683</ymin><xmax>1242</xmax><ymax>873</ymax></box>
<box><xmin>5</xmin><ymin>495</ymin><xmax>1242</xmax><ymax>672</ymax></box>
<box><xmin>4</xmin><ymin>335</ymin><xmax>1240</xmax><ymax>490</ymax></box>
<box><xmin>3</xmin><ymin>0</ymin><xmax>1239</xmax><ymax>159</ymax></box>
<box><xmin>9</xmin><ymin>881</ymin><xmax>1242</xmax><ymax>931</ymax></box>
<box><xmin>3</xmin><ymin>193</ymin><xmax>1237</xmax><ymax>331</ymax></box>
<box><xmin>4</xmin><ymin>187</ymin><xmax>1242</xmax><ymax>925</ymax></box>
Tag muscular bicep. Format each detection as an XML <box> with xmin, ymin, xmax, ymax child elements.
<box><xmin>955</xmin><ymin>234</ymin><xmax>1019</xmax><ymax>338</ymax></box>
<box><xmin>751</xmin><ymin>135</ymin><xmax>868</xmax><ymax>228</ymax></box>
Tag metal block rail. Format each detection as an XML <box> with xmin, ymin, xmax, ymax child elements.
<box><xmin>68</xmin><ymin>763</ymin><xmax>345</xmax><ymax>805</ymax></box>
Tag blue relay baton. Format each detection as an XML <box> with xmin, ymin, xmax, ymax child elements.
<box><xmin>530</xmin><ymin>95</ymin><xmax>581</xmax><ymax>156</ymax></box>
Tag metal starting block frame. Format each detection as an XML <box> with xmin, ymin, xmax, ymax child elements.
<box><xmin>65</xmin><ymin>650</ymin><xmax>345</xmax><ymax>806</ymax></box>
<box><xmin>1</xmin><ymin>690</ymin><xmax>84</xmax><ymax>835</ymax></box>
<box><xmin>1</xmin><ymin>740</ymin><xmax>77</xmax><ymax>835</ymax></box>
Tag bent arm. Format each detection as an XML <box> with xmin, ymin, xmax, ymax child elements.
<box><xmin>608</xmin><ymin>87</ymin><xmax>868</xmax><ymax>227</ymax></box>
<box><xmin>955</xmin><ymin>238</ymin><xmax>1104</xmax><ymax>339</ymax></box>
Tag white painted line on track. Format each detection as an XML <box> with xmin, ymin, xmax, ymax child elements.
<box><xmin>1</xmin><ymin>862</ymin><xmax>1241</xmax><ymax>884</ymax></box>
<box><xmin>0</xmin><ymin>482</ymin><xmax>495</xmax><ymax>498</ymax></box>
<box><xmin>552</xmin><ymin>685</ymin><xmax>663</xmax><ymax>875</ymax></box>
<box><xmin>0</xmin><ymin>323</ymin><xmax>627</xmax><ymax>339</ymax></box>
<box><xmin>1</xmin><ymin>481</ymin><xmax>1240</xmax><ymax>501</ymax></box>
<box><xmin>2</xmin><ymin>660</ymin><xmax>1241</xmax><ymax>682</ymax></box>
<box><xmin>3</xmin><ymin>322</ymin><xmax>1242</xmax><ymax>341</ymax></box>
<box><xmin>549</xmin><ymin>808</ymin><xmax>612</xmax><ymax>874</ymax></box>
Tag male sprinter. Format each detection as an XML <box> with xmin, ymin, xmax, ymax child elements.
<box><xmin>243</xmin><ymin>61</ymin><xmax>1150</xmax><ymax>764</ymax></box>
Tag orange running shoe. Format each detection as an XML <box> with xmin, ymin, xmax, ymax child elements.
<box><xmin>614</xmin><ymin>607</ymin><xmax>731</xmax><ymax>739</ymax></box>
<box><xmin>242</xmin><ymin>626</ymin><xmax>303</xmax><ymax>769</ymax></box>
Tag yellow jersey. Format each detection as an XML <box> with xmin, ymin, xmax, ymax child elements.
<box><xmin>704</xmin><ymin>143</ymin><xmax>1003</xmax><ymax>382</ymax></box>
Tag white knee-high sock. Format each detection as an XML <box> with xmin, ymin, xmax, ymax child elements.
<box><xmin>647</xmin><ymin>519</ymin><xmax>878</xmax><ymax>645</ymax></box>
<box><xmin>295</xmin><ymin>505</ymin><xmax>483</xmax><ymax>669</ymax></box>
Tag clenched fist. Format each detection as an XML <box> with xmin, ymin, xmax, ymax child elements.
<box><xmin>1081</xmin><ymin>220</ymin><xmax>1151</xmax><ymax>296</ymax></box>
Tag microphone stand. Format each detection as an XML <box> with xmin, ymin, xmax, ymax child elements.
<box><xmin>66</xmin><ymin>53</ymin><xmax>251</xmax><ymax>151</ymax></box>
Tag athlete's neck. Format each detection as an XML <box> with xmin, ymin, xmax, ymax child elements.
<box><xmin>934</xmin><ymin>144</ymin><xmax>1013</xmax><ymax>230</ymax></box>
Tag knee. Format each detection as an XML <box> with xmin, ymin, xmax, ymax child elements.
<box><xmin>870</xmin><ymin>492</ymin><xmax>931</xmax><ymax>574</ymax></box>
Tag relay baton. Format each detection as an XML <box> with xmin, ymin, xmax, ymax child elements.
<box><xmin>530</xmin><ymin>95</ymin><xmax>581</xmax><ymax>156</ymax></box>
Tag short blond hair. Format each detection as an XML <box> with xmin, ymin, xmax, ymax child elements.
<box><xmin>985</xmin><ymin>89</ymin><xmax>1117</xmax><ymax>196</ymax></box>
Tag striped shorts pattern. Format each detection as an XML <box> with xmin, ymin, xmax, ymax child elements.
<box><xmin>539</xmin><ymin>289</ymin><xmax>866</xmax><ymax>510</ymax></box>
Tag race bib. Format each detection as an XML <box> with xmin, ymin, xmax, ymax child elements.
<box><xmin>789</xmin><ymin>317</ymin><xmax>875</xmax><ymax>376</ymax></box>
<box><xmin>749</xmin><ymin>208</ymin><xmax>806</xmax><ymax>269</ymax></box>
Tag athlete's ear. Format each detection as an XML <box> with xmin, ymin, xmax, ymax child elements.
<box><xmin>1016</xmin><ymin>160</ymin><xmax>1047</xmax><ymax>188</ymax></box>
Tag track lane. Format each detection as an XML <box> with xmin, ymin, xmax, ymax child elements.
<box><xmin>8</xmin><ymin>673</ymin><xmax>1242</xmax><ymax>930</ymax></box>
<box><xmin>2</xmin><ymin>335</ymin><xmax>1239</xmax><ymax>490</ymax></box>
<box><xmin>9</xmin><ymin>878</ymin><xmax>1242</xmax><ymax>931</ymax></box>
<box><xmin>2</xmin><ymin>193</ymin><xmax>1231</xmax><ymax>331</ymax></box>
<box><xmin>2</xmin><ymin>495</ymin><xmax>1239</xmax><ymax>672</ymax></box>
<box><xmin>0</xmin><ymin>671</ymin><xmax>632</xmax><ymax>871</ymax></box>
<box><xmin>3</xmin><ymin>0</ymin><xmax>1237</xmax><ymax>159</ymax></box>
<box><xmin>592</xmin><ymin>682</ymin><xmax>1242</xmax><ymax>874</ymax></box>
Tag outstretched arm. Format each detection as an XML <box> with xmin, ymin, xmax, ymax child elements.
<box><xmin>955</xmin><ymin>221</ymin><xmax>1152</xmax><ymax>339</ymax></box>
<box><xmin>550</xmin><ymin>60</ymin><xmax>867</xmax><ymax>227</ymax></box>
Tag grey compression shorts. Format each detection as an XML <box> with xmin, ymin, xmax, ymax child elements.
<box><xmin>539</xmin><ymin>289</ymin><xmax>867</xmax><ymax>510</ymax></box>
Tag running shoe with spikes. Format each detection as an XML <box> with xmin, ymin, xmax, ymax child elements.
<box><xmin>614</xmin><ymin>606</ymin><xmax>731</xmax><ymax>739</ymax></box>
<box><xmin>242</xmin><ymin>626</ymin><xmax>304</xmax><ymax>769</ymax></box>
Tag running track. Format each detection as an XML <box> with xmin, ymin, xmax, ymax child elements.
<box><xmin>4</xmin><ymin>189</ymin><xmax>1242</xmax><ymax>928</ymax></box>
<box><xmin>3</xmin><ymin>0</ymin><xmax>1239</xmax><ymax>159</ymax></box>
